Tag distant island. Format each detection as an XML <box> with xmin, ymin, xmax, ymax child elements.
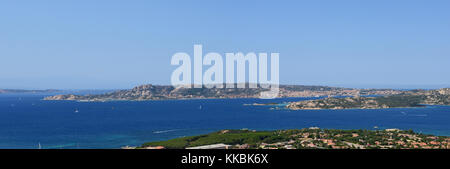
<box><xmin>43</xmin><ymin>84</ymin><xmax>450</xmax><ymax>110</ymax></box>
<box><xmin>286</xmin><ymin>88</ymin><xmax>450</xmax><ymax>110</ymax></box>
<box><xmin>137</xmin><ymin>128</ymin><xmax>450</xmax><ymax>149</ymax></box>
<box><xmin>0</xmin><ymin>89</ymin><xmax>61</xmax><ymax>94</ymax></box>
<box><xmin>43</xmin><ymin>84</ymin><xmax>403</xmax><ymax>101</ymax></box>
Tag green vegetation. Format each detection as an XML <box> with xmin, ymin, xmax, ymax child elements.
<box><xmin>375</xmin><ymin>95</ymin><xmax>426</xmax><ymax>107</ymax></box>
<box><xmin>141</xmin><ymin>130</ymin><xmax>290</xmax><ymax>149</ymax></box>
<box><xmin>140</xmin><ymin>128</ymin><xmax>450</xmax><ymax>149</ymax></box>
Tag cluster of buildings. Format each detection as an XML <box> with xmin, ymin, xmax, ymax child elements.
<box><xmin>234</xmin><ymin>129</ymin><xmax>450</xmax><ymax>149</ymax></box>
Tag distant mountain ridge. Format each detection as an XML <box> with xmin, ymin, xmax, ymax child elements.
<box><xmin>43</xmin><ymin>84</ymin><xmax>404</xmax><ymax>101</ymax></box>
<box><xmin>0</xmin><ymin>89</ymin><xmax>61</xmax><ymax>94</ymax></box>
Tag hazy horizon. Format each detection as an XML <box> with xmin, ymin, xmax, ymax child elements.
<box><xmin>2</xmin><ymin>83</ymin><xmax>449</xmax><ymax>91</ymax></box>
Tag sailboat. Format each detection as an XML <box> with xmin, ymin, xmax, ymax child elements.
<box><xmin>38</xmin><ymin>142</ymin><xmax>41</xmax><ymax>149</ymax></box>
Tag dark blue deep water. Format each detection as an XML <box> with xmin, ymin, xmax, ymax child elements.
<box><xmin>1</xmin><ymin>94</ymin><xmax>450</xmax><ymax>149</ymax></box>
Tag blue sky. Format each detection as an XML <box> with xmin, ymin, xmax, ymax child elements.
<box><xmin>1</xmin><ymin>0</ymin><xmax>449</xmax><ymax>89</ymax></box>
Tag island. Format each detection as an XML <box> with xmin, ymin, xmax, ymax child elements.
<box><xmin>43</xmin><ymin>84</ymin><xmax>404</xmax><ymax>101</ymax></box>
<box><xmin>137</xmin><ymin>128</ymin><xmax>450</xmax><ymax>149</ymax></box>
<box><xmin>286</xmin><ymin>88</ymin><xmax>450</xmax><ymax>110</ymax></box>
<box><xmin>43</xmin><ymin>84</ymin><xmax>450</xmax><ymax>110</ymax></box>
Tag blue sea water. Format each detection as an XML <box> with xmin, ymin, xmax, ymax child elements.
<box><xmin>1</xmin><ymin>93</ymin><xmax>450</xmax><ymax>149</ymax></box>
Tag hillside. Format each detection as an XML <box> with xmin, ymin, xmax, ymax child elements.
<box><xmin>140</xmin><ymin>128</ymin><xmax>450</xmax><ymax>149</ymax></box>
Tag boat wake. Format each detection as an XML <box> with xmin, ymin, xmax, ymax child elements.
<box><xmin>412</xmin><ymin>114</ymin><xmax>428</xmax><ymax>117</ymax></box>
<box><xmin>153</xmin><ymin>129</ymin><xmax>183</xmax><ymax>134</ymax></box>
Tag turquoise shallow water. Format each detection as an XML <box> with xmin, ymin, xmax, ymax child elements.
<box><xmin>0</xmin><ymin>94</ymin><xmax>449</xmax><ymax>149</ymax></box>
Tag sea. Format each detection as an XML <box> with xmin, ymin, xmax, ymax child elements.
<box><xmin>1</xmin><ymin>92</ymin><xmax>450</xmax><ymax>149</ymax></box>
